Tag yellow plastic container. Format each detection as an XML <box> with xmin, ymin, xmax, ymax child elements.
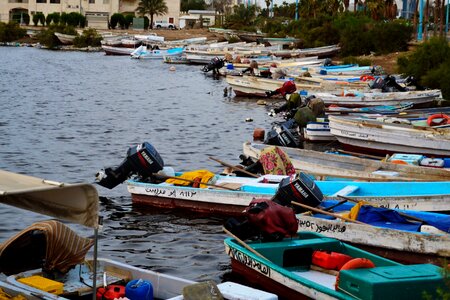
<box><xmin>17</xmin><ymin>276</ymin><xmax>64</xmax><ymax>295</ymax></box>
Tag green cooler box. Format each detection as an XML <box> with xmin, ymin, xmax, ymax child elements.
<box><xmin>338</xmin><ymin>264</ymin><xmax>445</xmax><ymax>300</ymax></box>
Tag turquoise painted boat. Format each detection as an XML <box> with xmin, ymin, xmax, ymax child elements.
<box><xmin>127</xmin><ymin>172</ymin><xmax>450</xmax><ymax>213</ymax></box>
<box><xmin>224</xmin><ymin>232</ymin><xmax>447</xmax><ymax>300</ymax></box>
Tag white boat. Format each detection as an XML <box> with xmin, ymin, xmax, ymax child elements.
<box><xmin>134</xmin><ymin>34</ymin><xmax>165</xmax><ymax>43</ymax></box>
<box><xmin>54</xmin><ymin>32</ymin><xmax>76</xmax><ymax>45</ymax></box>
<box><xmin>311</xmin><ymin>89</ymin><xmax>442</xmax><ymax>108</ymax></box>
<box><xmin>303</xmin><ymin>120</ymin><xmax>336</xmax><ymax>142</ymax></box>
<box><xmin>328</xmin><ymin>115</ymin><xmax>450</xmax><ymax>156</ymax></box>
<box><xmin>131</xmin><ymin>45</ymin><xmax>184</xmax><ymax>59</ymax></box>
<box><xmin>226</xmin><ymin>75</ymin><xmax>370</xmax><ymax>98</ymax></box>
<box><xmin>270</xmin><ymin>44</ymin><xmax>341</xmax><ymax>58</ymax></box>
<box><xmin>0</xmin><ymin>169</ymin><xmax>278</xmax><ymax>300</ymax></box>
<box><xmin>102</xmin><ymin>45</ymin><xmax>135</xmax><ymax>56</ymax></box>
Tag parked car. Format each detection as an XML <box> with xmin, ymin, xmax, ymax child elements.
<box><xmin>153</xmin><ymin>21</ymin><xmax>177</xmax><ymax>29</ymax></box>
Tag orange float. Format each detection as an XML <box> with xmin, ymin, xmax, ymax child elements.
<box><xmin>427</xmin><ymin>114</ymin><xmax>450</xmax><ymax>126</ymax></box>
<box><xmin>360</xmin><ymin>75</ymin><xmax>375</xmax><ymax>81</ymax></box>
<box><xmin>334</xmin><ymin>258</ymin><xmax>375</xmax><ymax>290</ymax></box>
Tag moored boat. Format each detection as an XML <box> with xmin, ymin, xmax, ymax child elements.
<box><xmin>131</xmin><ymin>46</ymin><xmax>185</xmax><ymax>59</ymax></box>
<box><xmin>328</xmin><ymin>115</ymin><xmax>450</xmax><ymax>156</ymax></box>
<box><xmin>126</xmin><ymin>172</ymin><xmax>450</xmax><ymax>212</ymax></box>
<box><xmin>0</xmin><ymin>169</ymin><xmax>278</xmax><ymax>300</ymax></box>
<box><xmin>243</xmin><ymin>142</ymin><xmax>450</xmax><ymax>182</ymax></box>
<box><xmin>102</xmin><ymin>45</ymin><xmax>135</xmax><ymax>56</ymax></box>
<box><xmin>54</xmin><ymin>32</ymin><xmax>76</xmax><ymax>45</ymax></box>
<box><xmin>226</xmin><ymin>75</ymin><xmax>369</xmax><ymax>98</ymax></box>
<box><xmin>224</xmin><ymin>231</ymin><xmax>447</xmax><ymax>299</ymax></box>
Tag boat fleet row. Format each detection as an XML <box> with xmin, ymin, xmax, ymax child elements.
<box><xmin>2</xmin><ymin>33</ymin><xmax>450</xmax><ymax>299</ymax></box>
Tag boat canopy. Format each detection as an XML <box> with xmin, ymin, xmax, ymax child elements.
<box><xmin>0</xmin><ymin>169</ymin><xmax>99</xmax><ymax>228</ymax></box>
<box><xmin>0</xmin><ymin>220</ymin><xmax>94</xmax><ymax>275</ymax></box>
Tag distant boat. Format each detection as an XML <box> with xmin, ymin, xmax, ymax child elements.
<box><xmin>54</xmin><ymin>32</ymin><xmax>76</xmax><ymax>45</ymax></box>
<box><xmin>311</xmin><ymin>89</ymin><xmax>442</xmax><ymax>108</ymax></box>
<box><xmin>101</xmin><ymin>45</ymin><xmax>134</xmax><ymax>56</ymax></box>
<box><xmin>226</xmin><ymin>75</ymin><xmax>370</xmax><ymax>98</ymax></box>
<box><xmin>131</xmin><ymin>45</ymin><xmax>184</xmax><ymax>59</ymax></box>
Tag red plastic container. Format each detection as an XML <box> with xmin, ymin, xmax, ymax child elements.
<box><xmin>312</xmin><ymin>250</ymin><xmax>352</xmax><ymax>271</ymax></box>
<box><xmin>97</xmin><ymin>285</ymin><xmax>126</xmax><ymax>300</ymax></box>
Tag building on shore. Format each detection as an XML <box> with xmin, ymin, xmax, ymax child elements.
<box><xmin>0</xmin><ymin>0</ymin><xmax>180</xmax><ymax>30</ymax></box>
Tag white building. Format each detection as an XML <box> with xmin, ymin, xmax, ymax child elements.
<box><xmin>179</xmin><ymin>10</ymin><xmax>215</xmax><ymax>29</ymax></box>
<box><xmin>0</xmin><ymin>0</ymin><xmax>181</xmax><ymax>29</ymax></box>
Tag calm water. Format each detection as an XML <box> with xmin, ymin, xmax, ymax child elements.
<box><xmin>0</xmin><ymin>46</ymin><xmax>284</xmax><ymax>283</ymax></box>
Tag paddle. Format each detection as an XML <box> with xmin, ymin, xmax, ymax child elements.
<box><xmin>291</xmin><ymin>201</ymin><xmax>366</xmax><ymax>225</ymax></box>
<box><xmin>335</xmin><ymin>149</ymin><xmax>385</xmax><ymax>160</ymax></box>
<box><xmin>222</xmin><ymin>226</ymin><xmax>270</xmax><ymax>261</ymax></box>
<box><xmin>152</xmin><ymin>173</ymin><xmax>239</xmax><ymax>191</ymax></box>
<box><xmin>209</xmin><ymin>156</ymin><xmax>260</xmax><ymax>178</ymax></box>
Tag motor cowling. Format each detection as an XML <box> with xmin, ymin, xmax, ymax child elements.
<box><xmin>95</xmin><ymin>142</ymin><xmax>164</xmax><ymax>189</ymax></box>
<box><xmin>273</xmin><ymin>172</ymin><xmax>323</xmax><ymax>210</ymax></box>
<box><xmin>202</xmin><ymin>57</ymin><xmax>225</xmax><ymax>72</ymax></box>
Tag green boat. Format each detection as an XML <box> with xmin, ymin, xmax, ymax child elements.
<box><xmin>224</xmin><ymin>232</ymin><xmax>447</xmax><ymax>300</ymax></box>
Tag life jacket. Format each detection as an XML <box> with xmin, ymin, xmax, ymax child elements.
<box><xmin>276</xmin><ymin>80</ymin><xmax>296</xmax><ymax>96</ymax></box>
<box><xmin>245</xmin><ymin>199</ymin><xmax>298</xmax><ymax>241</ymax></box>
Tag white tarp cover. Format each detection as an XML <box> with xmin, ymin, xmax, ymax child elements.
<box><xmin>0</xmin><ymin>170</ymin><xmax>99</xmax><ymax>228</ymax></box>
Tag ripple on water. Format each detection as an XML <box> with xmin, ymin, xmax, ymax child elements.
<box><xmin>0</xmin><ymin>46</ymin><xmax>278</xmax><ymax>284</ymax></box>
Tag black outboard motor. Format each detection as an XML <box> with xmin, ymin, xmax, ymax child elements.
<box><xmin>201</xmin><ymin>57</ymin><xmax>225</xmax><ymax>74</ymax></box>
<box><xmin>381</xmin><ymin>75</ymin><xmax>406</xmax><ymax>92</ymax></box>
<box><xmin>95</xmin><ymin>142</ymin><xmax>164</xmax><ymax>189</ymax></box>
<box><xmin>265</xmin><ymin>119</ymin><xmax>301</xmax><ymax>148</ymax></box>
<box><xmin>272</xmin><ymin>172</ymin><xmax>323</xmax><ymax>211</ymax></box>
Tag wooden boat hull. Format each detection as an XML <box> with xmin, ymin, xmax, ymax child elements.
<box><xmin>127</xmin><ymin>178</ymin><xmax>273</xmax><ymax>215</ymax></box>
<box><xmin>226</xmin><ymin>75</ymin><xmax>368</xmax><ymax>98</ymax></box>
<box><xmin>131</xmin><ymin>193</ymin><xmax>251</xmax><ymax>215</ymax></box>
<box><xmin>102</xmin><ymin>45</ymin><xmax>134</xmax><ymax>56</ymax></box>
<box><xmin>314</xmin><ymin>90</ymin><xmax>441</xmax><ymax>108</ymax></box>
<box><xmin>243</xmin><ymin>142</ymin><xmax>450</xmax><ymax>182</ymax></box>
<box><xmin>224</xmin><ymin>232</ymin><xmax>446</xmax><ymax>300</ymax></box>
<box><xmin>128</xmin><ymin>172</ymin><xmax>450</xmax><ymax>212</ymax></box>
<box><xmin>303</xmin><ymin>121</ymin><xmax>336</xmax><ymax>142</ymax></box>
<box><xmin>296</xmin><ymin>215</ymin><xmax>450</xmax><ymax>265</ymax></box>
<box><xmin>329</xmin><ymin>115</ymin><xmax>450</xmax><ymax>156</ymax></box>
<box><xmin>54</xmin><ymin>32</ymin><xmax>76</xmax><ymax>45</ymax></box>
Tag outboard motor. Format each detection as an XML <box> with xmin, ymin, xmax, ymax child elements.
<box><xmin>272</xmin><ymin>172</ymin><xmax>323</xmax><ymax>211</ymax></box>
<box><xmin>381</xmin><ymin>75</ymin><xmax>406</xmax><ymax>92</ymax></box>
<box><xmin>95</xmin><ymin>142</ymin><xmax>164</xmax><ymax>189</ymax></box>
<box><xmin>265</xmin><ymin>119</ymin><xmax>301</xmax><ymax>148</ymax></box>
<box><xmin>323</xmin><ymin>58</ymin><xmax>335</xmax><ymax>66</ymax></box>
<box><xmin>201</xmin><ymin>56</ymin><xmax>225</xmax><ymax>73</ymax></box>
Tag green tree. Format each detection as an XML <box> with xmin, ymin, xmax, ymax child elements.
<box><xmin>124</xmin><ymin>14</ymin><xmax>134</xmax><ymax>29</ymax></box>
<box><xmin>135</xmin><ymin>0</ymin><xmax>168</xmax><ymax>29</ymax></box>
<box><xmin>225</xmin><ymin>4</ymin><xmax>259</xmax><ymax>30</ymax></box>
<box><xmin>181</xmin><ymin>0</ymin><xmax>207</xmax><ymax>13</ymax></box>
<box><xmin>0</xmin><ymin>21</ymin><xmax>27</xmax><ymax>42</ymax></box>
<box><xmin>110</xmin><ymin>13</ymin><xmax>125</xmax><ymax>29</ymax></box>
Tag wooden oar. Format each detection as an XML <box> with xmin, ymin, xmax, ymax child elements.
<box><xmin>209</xmin><ymin>156</ymin><xmax>260</xmax><ymax>178</ymax></box>
<box><xmin>152</xmin><ymin>173</ymin><xmax>239</xmax><ymax>191</ymax></box>
<box><xmin>291</xmin><ymin>201</ymin><xmax>365</xmax><ymax>225</ymax></box>
<box><xmin>336</xmin><ymin>195</ymin><xmax>426</xmax><ymax>223</ymax></box>
<box><xmin>336</xmin><ymin>149</ymin><xmax>385</xmax><ymax>160</ymax></box>
<box><xmin>222</xmin><ymin>226</ymin><xmax>270</xmax><ymax>261</ymax></box>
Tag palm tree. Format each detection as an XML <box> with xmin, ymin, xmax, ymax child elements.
<box><xmin>136</xmin><ymin>0</ymin><xmax>168</xmax><ymax>29</ymax></box>
<box><xmin>265</xmin><ymin>0</ymin><xmax>271</xmax><ymax>16</ymax></box>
